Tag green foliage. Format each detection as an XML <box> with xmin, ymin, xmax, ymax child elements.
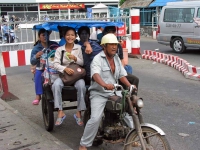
<box><xmin>119</xmin><ymin>0</ymin><xmax>126</xmax><ymax>6</ymax></box>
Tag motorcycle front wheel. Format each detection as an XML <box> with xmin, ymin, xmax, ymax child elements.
<box><xmin>124</xmin><ymin>127</ymin><xmax>171</xmax><ymax>150</ymax></box>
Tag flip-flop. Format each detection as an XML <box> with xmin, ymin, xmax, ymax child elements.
<box><xmin>73</xmin><ymin>114</ymin><xmax>83</xmax><ymax>126</ymax></box>
<box><xmin>55</xmin><ymin>115</ymin><xmax>66</xmax><ymax>126</ymax></box>
<box><xmin>32</xmin><ymin>99</ymin><xmax>40</xmax><ymax>105</ymax></box>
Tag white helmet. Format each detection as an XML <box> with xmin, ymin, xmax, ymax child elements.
<box><xmin>100</xmin><ymin>33</ymin><xmax>119</xmax><ymax>45</ymax></box>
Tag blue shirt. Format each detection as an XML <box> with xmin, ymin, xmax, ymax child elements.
<box><xmin>78</xmin><ymin>40</ymin><xmax>103</xmax><ymax>79</ymax></box>
<box><xmin>59</xmin><ymin>37</ymin><xmax>66</xmax><ymax>46</ymax></box>
<box><xmin>30</xmin><ymin>41</ymin><xmax>59</xmax><ymax>70</ymax></box>
<box><xmin>2</xmin><ymin>25</ymin><xmax>10</xmax><ymax>34</ymax></box>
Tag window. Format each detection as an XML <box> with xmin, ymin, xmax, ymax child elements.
<box><xmin>197</xmin><ymin>8</ymin><xmax>200</xmax><ymax>18</ymax></box>
<box><xmin>164</xmin><ymin>8</ymin><xmax>195</xmax><ymax>23</ymax></box>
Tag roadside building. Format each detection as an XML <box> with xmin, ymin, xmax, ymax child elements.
<box><xmin>0</xmin><ymin>0</ymin><xmax>118</xmax><ymax>21</ymax></box>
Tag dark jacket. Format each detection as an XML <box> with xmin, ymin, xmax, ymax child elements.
<box><xmin>78</xmin><ymin>40</ymin><xmax>103</xmax><ymax>79</ymax></box>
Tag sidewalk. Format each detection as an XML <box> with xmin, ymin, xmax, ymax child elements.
<box><xmin>0</xmin><ymin>99</ymin><xmax>72</xmax><ymax>150</ymax></box>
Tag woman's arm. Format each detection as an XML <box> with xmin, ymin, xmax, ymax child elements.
<box><xmin>74</xmin><ymin>46</ymin><xmax>84</xmax><ymax>66</ymax></box>
<box><xmin>30</xmin><ymin>46</ymin><xmax>40</xmax><ymax>65</ymax></box>
<box><xmin>53</xmin><ymin>48</ymin><xmax>66</xmax><ymax>73</ymax></box>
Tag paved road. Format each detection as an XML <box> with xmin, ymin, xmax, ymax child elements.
<box><xmin>4</xmin><ymin>62</ymin><xmax>200</xmax><ymax>150</ymax></box>
<box><xmin>2</xmin><ymin>38</ymin><xmax>200</xmax><ymax>150</ymax></box>
<box><xmin>140</xmin><ymin>37</ymin><xmax>200</xmax><ymax>67</ymax></box>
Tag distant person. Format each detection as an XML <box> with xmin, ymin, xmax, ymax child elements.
<box><xmin>2</xmin><ymin>15</ymin><xmax>7</xmax><ymax>22</ymax></box>
<box><xmin>89</xmin><ymin>27</ymin><xmax>103</xmax><ymax>41</ymax></box>
<box><xmin>2</xmin><ymin>24</ymin><xmax>11</xmax><ymax>43</ymax></box>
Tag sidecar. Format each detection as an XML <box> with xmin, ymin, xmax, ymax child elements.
<box><xmin>32</xmin><ymin>20</ymin><xmax>124</xmax><ymax>131</ymax></box>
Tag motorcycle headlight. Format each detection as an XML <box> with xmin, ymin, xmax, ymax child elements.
<box><xmin>137</xmin><ymin>99</ymin><xmax>144</xmax><ymax>108</ymax></box>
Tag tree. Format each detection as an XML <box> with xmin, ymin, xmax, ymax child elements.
<box><xmin>119</xmin><ymin>0</ymin><xmax>126</xmax><ymax>6</ymax></box>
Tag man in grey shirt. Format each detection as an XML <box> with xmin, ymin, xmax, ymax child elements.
<box><xmin>79</xmin><ymin>34</ymin><xmax>136</xmax><ymax>150</ymax></box>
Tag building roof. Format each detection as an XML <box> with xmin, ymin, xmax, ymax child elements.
<box><xmin>120</xmin><ymin>0</ymin><xmax>154</xmax><ymax>9</ymax></box>
<box><xmin>92</xmin><ymin>3</ymin><xmax>108</xmax><ymax>8</ymax></box>
<box><xmin>149</xmin><ymin>0</ymin><xmax>182</xmax><ymax>7</ymax></box>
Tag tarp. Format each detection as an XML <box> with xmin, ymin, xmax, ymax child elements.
<box><xmin>149</xmin><ymin>0</ymin><xmax>183</xmax><ymax>7</ymax></box>
<box><xmin>32</xmin><ymin>20</ymin><xmax>124</xmax><ymax>31</ymax></box>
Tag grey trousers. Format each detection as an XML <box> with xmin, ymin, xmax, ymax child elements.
<box><xmin>80</xmin><ymin>94</ymin><xmax>134</xmax><ymax>147</ymax></box>
<box><xmin>80</xmin><ymin>94</ymin><xmax>107</xmax><ymax>147</ymax></box>
<box><xmin>52</xmin><ymin>77</ymin><xmax>86</xmax><ymax>111</ymax></box>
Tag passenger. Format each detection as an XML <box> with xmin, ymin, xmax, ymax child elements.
<box><xmin>30</xmin><ymin>29</ymin><xmax>58</xmax><ymax>105</ymax></box>
<box><xmin>103</xmin><ymin>26</ymin><xmax>139</xmax><ymax>92</ymax></box>
<box><xmin>77</xmin><ymin>26</ymin><xmax>103</xmax><ymax>85</ymax></box>
<box><xmin>89</xmin><ymin>27</ymin><xmax>102</xmax><ymax>41</ymax></box>
<box><xmin>53</xmin><ymin>27</ymin><xmax>86</xmax><ymax>126</ymax></box>
<box><xmin>58</xmin><ymin>26</ymin><xmax>68</xmax><ymax>46</ymax></box>
<box><xmin>79</xmin><ymin>34</ymin><xmax>136</xmax><ymax>150</ymax></box>
<box><xmin>58</xmin><ymin>26</ymin><xmax>78</xmax><ymax>46</ymax></box>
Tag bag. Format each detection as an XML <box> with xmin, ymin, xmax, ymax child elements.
<box><xmin>106</xmin><ymin>95</ymin><xmax>129</xmax><ymax>113</ymax></box>
<box><xmin>59</xmin><ymin>51</ymin><xmax>86</xmax><ymax>86</ymax></box>
<box><xmin>59</xmin><ymin>62</ymin><xmax>86</xmax><ymax>85</ymax></box>
<box><xmin>43</xmin><ymin>57</ymin><xmax>59</xmax><ymax>84</ymax></box>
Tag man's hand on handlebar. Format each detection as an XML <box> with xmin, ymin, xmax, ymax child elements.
<box><xmin>129</xmin><ymin>85</ymin><xmax>137</xmax><ymax>93</ymax></box>
<box><xmin>104</xmin><ymin>84</ymin><xmax>115</xmax><ymax>90</ymax></box>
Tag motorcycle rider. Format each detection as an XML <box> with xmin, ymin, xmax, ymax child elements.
<box><xmin>79</xmin><ymin>34</ymin><xmax>136</xmax><ymax>150</ymax></box>
<box><xmin>2</xmin><ymin>24</ymin><xmax>11</xmax><ymax>43</ymax></box>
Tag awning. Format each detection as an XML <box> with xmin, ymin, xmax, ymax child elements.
<box><xmin>32</xmin><ymin>20</ymin><xmax>124</xmax><ymax>31</ymax></box>
<box><xmin>149</xmin><ymin>0</ymin><xmax>183</xmax><ymax>7</ymax></box>
<box><xmin>120</xmin><ymin>0</ymin><xmax>154</xmax><ymax>9</ymax></box>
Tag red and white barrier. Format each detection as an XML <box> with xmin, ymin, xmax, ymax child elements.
<box><xmin>0</xmin><ymin>49</ymin><xmax>32</xmax><ymax>100</ymax></box>
<box><xmin>130</xmin><ymin>9</ymin><xmax>140</xmax><ymax>55</ymax></box>
<box><xmin>142</xmin><ymin>50</ymin><xmax>200</xmax><ymax>81</ymax></box>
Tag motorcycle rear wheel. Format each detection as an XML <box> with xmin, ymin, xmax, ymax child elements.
<box><xmin>124</xmin><ymin>127</ymin><xmax>171</xmax><ymax>150</ymax></box>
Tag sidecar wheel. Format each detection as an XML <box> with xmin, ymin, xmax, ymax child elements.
<box><xmin>42</xmin><ymin>94</ymin><xmax>54</xmax><ymax>132</ymax></box>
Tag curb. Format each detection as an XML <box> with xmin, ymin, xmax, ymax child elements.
<box><xmin>142</xmin><ymin>50</ymin><xmax>200</xmax><ymax>81</ymax></box>
<box><xmin>0</xmin><ymin>99</ymin><xmax>73</xmax><ymax>150</ymax></box>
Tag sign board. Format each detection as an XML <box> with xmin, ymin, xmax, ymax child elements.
<box><xmin>39</xmin><ymin>3</ymin><xmax>85</xmax><ymax>10</ymax></box>
<box><xmin>117</xmin><ymin>24</ymin><xmax>126</xmax><ymax>36</ymax></box>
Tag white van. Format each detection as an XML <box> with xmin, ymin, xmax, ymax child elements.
<box><xmin>157</xmin><ymin>1</ymin><xmax>200</xmax><ymax>53</ymax></box>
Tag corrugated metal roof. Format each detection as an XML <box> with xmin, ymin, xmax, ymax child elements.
<box><xmin>120</xmin><ymin>0</ymin><xmax>154</xmax><ymax>9</ymax></box>
<box><xmin>149</xmin><ymin>0</ymin><xmax>183</xmax><ymax>7</ymax></box>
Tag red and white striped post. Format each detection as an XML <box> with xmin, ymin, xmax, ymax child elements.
<box><xmin>0</xmin><ymin>50</ymin><xmax>33</xmax><ymax>100</ymax></box>
<box><xmin>0</xmin><ymin>52</ymin><xmax>18</xmax><ymax>100</ymax></box>
<box><xmin>130</xmin><ymin>9</ymin><xmax>140</xmax><ymax>55</ymax></box>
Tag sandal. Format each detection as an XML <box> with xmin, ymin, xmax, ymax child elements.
<box><xmin>32</xmin><ymin>99</ymin><xmax>40</xmax><ymax>105</ymax></box>
<box><xmin>55</xmin><ymin>115</ymin><xmax>66</xmax><ymax>126</ymax></box>
<box><xmin>73</xmin><ymin>114</ymin><xmax>83</xmax><ymax>126</ymax></box>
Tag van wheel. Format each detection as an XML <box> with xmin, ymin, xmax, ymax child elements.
<box><xmin>172</xmin><ymin>37</ymin><xmax>186</xmax><ymax>53</ymax></box>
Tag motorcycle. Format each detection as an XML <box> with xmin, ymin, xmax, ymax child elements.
<box><xmin>83</xmin><ymin>84</ymin><xmax>171</xmax><ymax>150</ymax></box>
<box><xmin>0</xmin><ymin>30</ymin><xmax>19</xmax><ymax>44</ymax></box>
